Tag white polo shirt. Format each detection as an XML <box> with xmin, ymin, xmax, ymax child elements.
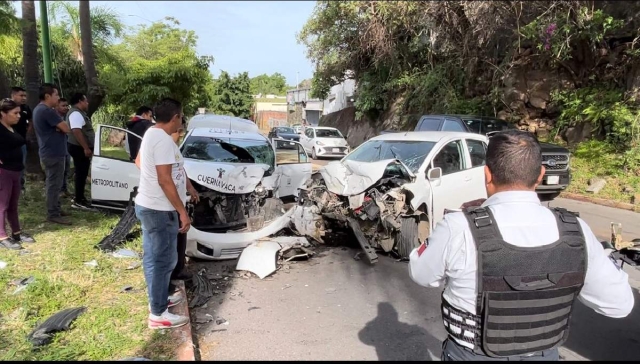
<box><xmin>408</xmin><ymin>191</ymin><xmax>634</xmax><ymax>347</ymax></box>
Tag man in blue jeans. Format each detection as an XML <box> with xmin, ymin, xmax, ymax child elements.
<box><xmin>134</xmin><ymin>98</ymin><xmax>199</xmax><ymax>329</ymax></box>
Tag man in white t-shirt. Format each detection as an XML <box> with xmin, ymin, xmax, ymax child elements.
<box><xmin>134</xmin><ymin>98</ymin><xmax>199</xmax><ymax>330</ymax></box>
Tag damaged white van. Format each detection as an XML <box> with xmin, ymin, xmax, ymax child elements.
<box><xmin>90</xmin><ymin>114</ymin><xmax>312</xmax><ymax>260</ymax></box>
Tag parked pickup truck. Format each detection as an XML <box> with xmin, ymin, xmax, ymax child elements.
<box><xmin>387</xmin><ymin>114</ymin><xmax>571</xmax><ymax>201</ymax></box>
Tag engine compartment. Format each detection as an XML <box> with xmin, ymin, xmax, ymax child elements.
<box><xmin>297</xmin><ymin>162</ymin><xmax>427</xmax><ymax>260</ymax></box>
<box><xmin>188</xmin><ymin>179</ymin><xmax>278</xmax><ymax>233</ymax></box>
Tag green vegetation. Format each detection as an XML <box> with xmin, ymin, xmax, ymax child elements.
<box><xmin>299</xmin><ymin>1</ymin><xmax>640</xmax><ymax>204</ymax></box>
<box><xmin>0</xmin><ymin>182</ymin><xmax>174</xmax><ymax>360</ymax></box>
<box><xmin>569</xmin><ymin>141</ymin><xmax>640</xmax><ymax>204</ymax></box>
<box><xmin>250</xmin><ymin>72</ymin><xmax>289</xmax><ymax>96</ymax></box>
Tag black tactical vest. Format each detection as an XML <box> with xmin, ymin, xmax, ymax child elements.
<box><xmin>441</xmin><ymin>206</ymin><xmax>587</xmax><ymax>358</ymax></box>
<box><xmin>66</xmin><ymin>107</ymin><xmax>95</xmax><ymax>148</ymax></box>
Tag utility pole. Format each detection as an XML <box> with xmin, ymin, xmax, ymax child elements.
<box><xmin>39</xmin><ymin>0</ymin><xmax>53</xmax><ymax>83</ymax></box>
<box><xmin>296</xmin><ymin>71</ymin><xmax>299</xmax><ymax>90</ymax></box>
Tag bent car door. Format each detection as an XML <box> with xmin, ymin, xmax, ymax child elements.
<box><xmin>464</xmin><ymin>138</ymin><xmax>489</xmax><ymax>201</ymax></box>
<box><xmin>268</xmin><ymin>142</ymin><xmax>312</xmax><ymax>198</ymax></box>
<box><xmin>426</xmin><ymin>139</ymin><xmax>475</xmax><ymax>224</ymax></box>
<box><xmin>91</xmin><ymin>125</ymin><xmax>141</xmax><ymax>210</ymax></box>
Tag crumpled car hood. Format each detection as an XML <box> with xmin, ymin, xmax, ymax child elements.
<box><xmin>184</xmin><ymin>159</ymin><xmax>271</xmax><ymax>194</ymax></box>
<box><xmin>319</xmin><ymin>159</ymin><xmax>411</xmax><ymax>196</ymax></box>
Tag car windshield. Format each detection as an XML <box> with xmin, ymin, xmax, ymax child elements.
<box><xmin>276</xmin><ymin>127</ymin><xmax>295</xmax><ymax>134</ymax></box>
<box><xmin>315</xmin><ymin>129</ymin><xmax>343</xmax><ymax>138</ymax></box>
<box><xmin>181</xmin><ymin>136</ymin><xmax>275</xmax><ymax>171</ymax></box>
<box><xmin>343</xmin><ymin>140</ymin><xmax>436</xmax><ymax>173</ymax></box>
<box><xmin>463</xmin><ymin>117</ymin><xmax>516</xmax><ymax>135</ymax></box>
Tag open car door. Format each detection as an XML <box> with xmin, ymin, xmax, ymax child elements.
<box><xmin>91</xmin><ymin>125</ymin><xmax>142</xmax><ymax>211</ymax></box>
<box><xmin>269</xmin><ymin>140</ymin><xmax>312</xmax><ymax>198</ymax></box>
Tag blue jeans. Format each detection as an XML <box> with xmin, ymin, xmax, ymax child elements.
<box><xmin>135</xmin><ymin>205</ymin><xmax>179</xmax><ymax>316</ymax></box>
<box><xmin>20</xmin><ymin>145</ymin><xmax>27</xmax><ymax>188</ymax></box>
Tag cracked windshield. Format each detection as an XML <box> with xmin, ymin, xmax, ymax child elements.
<box><xmin>344</xmin><ymin>140</ymin><xmax>436</xmax><ymax>173</ymax></box>
<box><xmin>181</xmin><ymin>136</ymin><xmax>275</xmax><ymax>169</ymax></box>
<box><xmin>1</xmin><ymin>0</ymin><xmax>639</xmax><ymax>362</ymax></box>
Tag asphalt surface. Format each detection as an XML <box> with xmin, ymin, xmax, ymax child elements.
<box><xmin>192</xmin><ymin>156</ymin><xmax>640</xmax><ymax>361</ymax></box>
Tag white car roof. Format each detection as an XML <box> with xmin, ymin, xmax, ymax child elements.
<box><xmin>369</xmin><ymin>131</ymin><xmax>487</xmax><ymax>143</ymax></box>
<box><xmin>187</xmin><ymin>114</ymin><xmax>260</xmax><ymax>134</ymax></box>
<box><xmin>189</xmin><ymin>126</ymin><xmax>268</xmax><ymax>141</ymax></box>
<box><xmin>308</xmin><ymin>126</ymin><xmax>340</xmax><ymax>131</ymax></box>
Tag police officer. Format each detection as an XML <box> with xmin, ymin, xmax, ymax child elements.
<box><xmin>409</xmin><ymin>130</ymin><xmax>634</xmax><ymax>361</ymax></box>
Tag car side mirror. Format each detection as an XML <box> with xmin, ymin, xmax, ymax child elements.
<box><xmin>427</xmin><ymin>167</ymin><xmax>442</xmax><ymax>180</ymax></box>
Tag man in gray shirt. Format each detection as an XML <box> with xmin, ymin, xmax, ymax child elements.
<box><xmin>32</xmin><ymin>83</ymin><xmax>72</xmax><ymax>225</ymax></box>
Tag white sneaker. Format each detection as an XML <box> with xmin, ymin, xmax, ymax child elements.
<box><xmin>148</xmin><ymin>309</ymin><xmax>189</xmax><ymax>329</ymax></box>
<box><xmin>168</xmin><ymin>292</ymin><xmax>184</xmax><ymax>308</ymax></box>
<box><xmin>147</xmin><ymin>292</ymin><xmax>184</xmax><ymax>312</ymax></box>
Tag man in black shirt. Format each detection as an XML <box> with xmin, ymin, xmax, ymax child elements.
<box><xmin>125</xmin><ymin>106</ymin><xmax>155</xmax><ymax>161</ymax></box>
<box><xmin>10</xmin><ymin>87</ymin><xmax>32</xmax><ymax>190</ymax></box>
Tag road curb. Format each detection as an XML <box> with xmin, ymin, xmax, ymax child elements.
<box><xmin>560</xmin><ymin>192</ymin><xmax>639</xmax><ymax>212</ymax></box>
<box><xmin>171</xmin><ymin>280</ymin><xmax>196</xmax><ymax>361</ymax></box>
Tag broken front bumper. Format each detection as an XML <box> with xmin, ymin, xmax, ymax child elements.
<box><xmin>185</xmin><ymin>206</ymin><xmax>297</xmax><ymax>260</ymax></box>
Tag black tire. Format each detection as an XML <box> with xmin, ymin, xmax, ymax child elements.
<box><xmin>396</xmin><ymin>217</ymin><xmax>420</xmax><ymax>259</ymax></box>
<box><xmin>538</xmin><ymin>192</ymin><xmax>561</xmax><ymax>202</ymax></box>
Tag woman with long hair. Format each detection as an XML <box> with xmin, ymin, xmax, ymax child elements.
<box><xmin>0</xmin><ymin>99</ymin><xmax>35</xmax><ymax>249</ymax></box>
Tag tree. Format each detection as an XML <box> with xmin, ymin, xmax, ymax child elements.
<box><xmin>21</xmin><ymin>0</ymin><xmax>43</xmax><ymax>176</ymax></box>
<box><xmin>214</xmin><ymin>71</ymin><xmax>254</xmax><ymax>119</ymax></box>
<box><xmin>79</xmin><ymin>0</ymin><xmax>104</xmax><ymax>116</ymax></box>
<box><xmin>101</xmin><ymin>18</ymin><xmax>214</xmax><ymax>117</ymax></box>
<box><xmin>0</xmin><ymin>0</ymin><xmax>18</xmax><ymax>96</ymax></box>
<box><xmin>49</xmin><ymin>1</ymin><xmax>123</xmax><ymax>64</ymax></box>
<box><xmin>249</xmin><ymin>72</ymin><xmax>287</xmax><ymax>96</ymax></box>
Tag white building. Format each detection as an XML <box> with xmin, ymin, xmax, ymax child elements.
<box><xmin>322</xmin><ymin>79</ymin><xmax>356</xmax><ymax>115</ymax></box>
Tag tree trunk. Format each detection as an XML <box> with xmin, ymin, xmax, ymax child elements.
<box><xmin>21</xmin><ymin>0</ymin><xmax>44</xmax><ymax>179</ymax></box>
<box><xmin>79</xmin><ymin>0</ymin><xmax>104</xmax><ymax>117</ymax></box>
<box><xmin>0</xmin><ymin>68</ymin><xmax>10</xmax><ymax>98</ymax></box>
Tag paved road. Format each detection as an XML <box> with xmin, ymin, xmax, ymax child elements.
<box><xmin>192</xmin><ymin>172</ymin><xmax>640</xmax><ymax>360</ymax></box>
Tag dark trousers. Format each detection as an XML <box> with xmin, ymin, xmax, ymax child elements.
<box><xmin>67</xmin><ymin>143</ymin><xmax>91</xmax><ymax>202</ymax></box>
<box><xmin>41</xmin><ymin>156</ymin><xmax>65</xmax><ymax>218</ymax></box>
<box><xmin>441</xmin><ymin>338</ymin><xmax>559</xmax><ymax>361</ymax></box>
<box><xmin>0</xmin><ymin>169</ymin><xmax>22</xmax><ymax>238</ymax></box>
<box><xmin>171</xmin><ymin>231</ymin><xmax>187</xmax><ymax>280</ymax></box>
<box><xmin>61</xmin><ymin>153</ymin><xmax>71</xmax><ymax>193</ymax></box>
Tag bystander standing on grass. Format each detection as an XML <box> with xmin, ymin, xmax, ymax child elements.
<box><xmin>0</xmin><ymin>98</ymin><xmax>36</xmax><ymax>249</ymax></box>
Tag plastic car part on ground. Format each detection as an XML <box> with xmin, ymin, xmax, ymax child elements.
<box><xmin>28</xmin><ymin>307</ymin><xmax>87</xmax><ymax>347</ymax></box>
<box><xmin>189</xmin><ymin>270</ymin><xmax>216</xmax><ymax>308</ymax></box>
<box><xmin>112</xmin><ymin>249</ymin><xmax>139</xmax><ymax>259</ymax></box>
<box><xmin>96</xmin><ymin>189</ymin><xmax>139</xmax><ymax>252</ymax></box>
<box><xmin>11</xmin><ymin>276</ymin><xmax>35</xmax><ymax>295</ymax></box>
<box><xmin>235</xmin><ymin>241</ymin><xmax>282</xmax><ymax>279</ymax></box>
<box><xmin>235</xmin><ymin>237</ymin><xmax>314</xmax><ymax>279</ymax></box>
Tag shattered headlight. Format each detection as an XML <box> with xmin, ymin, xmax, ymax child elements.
<box><xmin>255</xmin><ymin>184</ymin><xmax>266</xmax><ymax>195</ymax></box>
